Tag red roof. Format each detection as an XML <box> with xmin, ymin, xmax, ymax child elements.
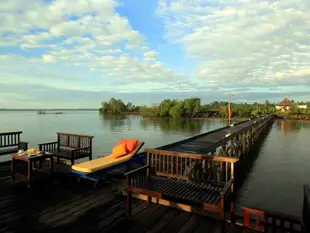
<box><xmin>277</xmin><ymin>98</ymin><xmax>292</xmax><ymax>106</ymax></box>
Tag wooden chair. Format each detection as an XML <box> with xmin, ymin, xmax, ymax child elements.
<box><xmin>38</xmin><ymin>132</ymin><xmax>94</xmax><ymax>165</ymax></box>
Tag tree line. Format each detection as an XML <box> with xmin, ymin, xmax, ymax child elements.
<box><xmin>100</xmin><ymin>98</ymin><xmax>310</xmax><ymax>118</ymax></box>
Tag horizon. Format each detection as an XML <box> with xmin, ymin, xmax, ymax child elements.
<box><xmin>1</xmin><ymin>97</ymin><xmax>309</xmax><ymax>110</ymax></box>
<box><xmin>1</xmin><ymin>0</ymin><xmax>310</xmax><ymax>108</ymax></box>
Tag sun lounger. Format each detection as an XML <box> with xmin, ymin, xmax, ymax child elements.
<box><xmin>71</xmin><ymin>141</ymin><xmax>144</xmax><ymax>187</ymax></box>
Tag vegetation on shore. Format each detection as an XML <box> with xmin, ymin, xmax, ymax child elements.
<box><xmin>100</xmin><ymin>98</ymin><xmax>310</xmax><ymax>119</ymax></box>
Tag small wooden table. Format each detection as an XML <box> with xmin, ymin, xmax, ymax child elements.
<box><xmin>11</xmin><ymin>152</ymin><xmax>54</xmax><ymax>188</ymax></box>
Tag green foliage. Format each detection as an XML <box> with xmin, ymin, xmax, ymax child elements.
<box><xmin>100</xmin><ymin>98</ymin><xmax>139</xmax><ymax>113</ymax></box>
<box><xmin>99</xmin><ymin>97</ymin><xmax>310</xmax><ymax>118</ymax></box>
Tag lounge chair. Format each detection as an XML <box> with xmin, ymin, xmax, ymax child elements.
<box><xmin>71</xmin><ymin>141</ymin><xmax>145</xmax><ymax>187</ymax></box>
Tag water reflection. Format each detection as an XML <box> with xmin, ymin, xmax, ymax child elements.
<box><xmin>276</xmin><ymin>120</ymin><xmax>306</xmax><ymax>133</ymax></box>
<box><xmin>140</xmin><ymin>118</ymin><xmax>205</xmax><ymax>134</ymax></box>
<box><xmin>99</xmin><ymin>113</ymin><xmax>130</xmax><ymax>131</ymax></box>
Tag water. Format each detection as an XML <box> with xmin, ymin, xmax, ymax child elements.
<box><xmin>1</xmin><ymin>111</ymin><xmax>309</xmax><ymax>217</ymax></box>
<box><xmin>0</xmin><ymin>111</ymin><xmax>229</xmax><ymax>162</ymax></box>
<box><xmin>236</xmin><ymin>119</ymin><xmax>310</xmax><ymax>217</ymax></box>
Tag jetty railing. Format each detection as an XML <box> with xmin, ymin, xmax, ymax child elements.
<box><xmin>239</xmin><ymin>206</ymin><xmax>303</xmax><ymax>232</ymax></box>
<box><xmin>234</xmin><ymin>184</ymin><xmax>310</xmax><ymax>232</ymax></box>
<box><xmin>157</xmin><ymin>114</ymin><xmax>275</xmax><ymax>160</ymax></box>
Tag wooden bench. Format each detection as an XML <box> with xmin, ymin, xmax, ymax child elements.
<box><xmin>38</xmin><ymin>132</ymin><xmax>94</xmax><ymax>165</ymax></box>
<box><xmin>124</xmin><ymin>149</ymin><xmax>237</xmax><ymax>221</ymax></box>
<box><xmin>0</xmin><ymin>131</ymin><xmax>28</xmax><ymax>156</ymax></box>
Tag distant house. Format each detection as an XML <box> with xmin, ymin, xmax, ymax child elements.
<box><xmin>275</xmin><ymin>98</ymin><xmax>307</xmax><ymax>112</ymax></box>
<box><xmin>150</xmin><ymin>103</ymin><xmax>159</xmax><ymax>108</ymax></box>
<box><xmin>275</xmin><ymin>98</ymin><xmax>292</xmax><ymax>112</ymax></box>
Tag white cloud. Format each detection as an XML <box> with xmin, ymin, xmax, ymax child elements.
<box><xmin>0</xmin><ymin>0</ymin><xmax>184</xmax><ymax>93</ymax></box>
<box><xmin>42</xmin><ymin>55</ymin><xmax>55</xmax><ymax>63</ymax></box>
<box><xmin>156</xmin><ymin>0</ymin><xmax>310</xmax><ymax>88</ymax></box>
<box><xmin>144</xmin><ymin>50</ymin><xmax>159</xmax><ymax>60</ymax></box>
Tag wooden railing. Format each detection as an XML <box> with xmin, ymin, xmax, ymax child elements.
<box><xmin>38</xmin><ymin>142</ymin><xmax>58</xmax><ymax>152</ymax></box>
<box><xmin>145</xmin><ymin>149</ymin><xmax>238</xmax><ymax>184</ymax></box>
<box><xmin>241</xmin><ymin>206</ymin><xmax>303</xmax><ymax>232</ymax></box>
<box><xmin>0</xmin><ymin>131</ymin><xmax>28</xmax><ymax>151</ymax></box>
<box><xmin>238</xmin><ymin>185</ymin><xmax>309</xmax><ymax>232</ymax></box>
<box><xmin>303</xmin><ymin>184</ymin><xmax>310</xmax><ymax>232</ymax></box>
<box><xmin>0</xmin><ymin>131</ymin><xmax>22</xmax><ymax>148</ymax></box>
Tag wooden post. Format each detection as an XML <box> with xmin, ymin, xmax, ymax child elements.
<box><xmin>228</xmin><ymin>93</ymin><xmax>232</xmax><ymax>125</ymax></box>
<box><xmin>89</xmin><ymin>137</ymin><xmax>93</xmax><ymax>161</ymax></box>
<box><xmin>11</xmin><ymin>158</ymin><xmax>15</xmax><ymax>181</ymax></box>
<box><xmin>126</xmin><ymin>176</ymin><xmax>132</xmax><ymax>219</ymax></box>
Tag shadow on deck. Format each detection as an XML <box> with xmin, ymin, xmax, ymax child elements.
<box><xmin>0</xmin><ymin>163</ymin><xmax>228</xmax><ymax>233</ymax></box>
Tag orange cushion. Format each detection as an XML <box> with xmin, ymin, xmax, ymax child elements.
<box><xmin>111</xmin><ymin>143</ymin><xmax>127</xmax><ymax>159</ymax></box>
<box><xmin>117</xmin><ymin>139</ymin><xmax>138</xmax><ymax>153</ymax></box>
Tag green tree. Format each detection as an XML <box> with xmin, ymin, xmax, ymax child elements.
<box><xmin>183</xmin><ymin>98</ymin><xmax>201</xmax><ymax>117</ymax></box>
<box><xmin>158</xmin><ymin>99</ymin><xmax>174</xmax><ymax>117</ymax></box>
<box><xmin>169</xmin><ymin>101</ymin><xmax>184</xmax><ymax>118</ymax></box>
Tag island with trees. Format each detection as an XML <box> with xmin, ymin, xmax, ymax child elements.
<box><xmin>100</xmin><ymin>98</ymin><xmax>310</xmax><ymax>119</ymax></box>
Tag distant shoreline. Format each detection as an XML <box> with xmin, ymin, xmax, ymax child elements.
<box><xmin>0</xmin><ymin>109</ymin><xmax>99</xmax><ymax>111</ymax></box>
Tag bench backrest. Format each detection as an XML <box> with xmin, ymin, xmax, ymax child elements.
<box><xmin>0</xmin><ymin>131</ymin><xmax>23</xmax><ymax>148</ymax></box>
<box><xmin>145</xmin><ymin>149</ymin><xmax>238</xmax><ymax>183</ymax></box>
<box><xmin>57</xmin><ymin>133</ymin><xmax>94</xmax><ymax>149</ymax></box>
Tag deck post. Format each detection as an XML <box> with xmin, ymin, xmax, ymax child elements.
<box><xmin>126</xmin><ymin>191</ymin><xmax>132</xmax><ymax>218</ymax></box>
<box><xmin>242</xmin><ymin>132</ymin><xmax>246</xmax><ymax>156</ymax></box>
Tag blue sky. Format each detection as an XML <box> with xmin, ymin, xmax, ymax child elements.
<box><xmin>1</xmin><ymin>0</ymin><xmax>310</xmax><ymax>108</ymax></box>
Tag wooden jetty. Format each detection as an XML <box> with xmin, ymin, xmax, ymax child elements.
<box><xmin>37</xmin><ymin>111</ymin><xmax>63</xmax><ymax>115</ymax></box>
<box><xmin>0</xmin><ymin>114</ymin><xmax>309</xmax><ymax>233</ymax></box>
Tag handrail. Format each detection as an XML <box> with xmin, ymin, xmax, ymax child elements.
<box><xmin>56</xmin><ymin>132</ymin><xmax>94</xmax><ymax>138</ymax></box>
<box><xmin>0</xmin><ymin>131</ymin><xmax>23</xmax><ymax>136</ymax></box>
<box><xmin>241</xmin><ymin>205</ymin><xmax>303</xmax><ymax>232</ymax></box>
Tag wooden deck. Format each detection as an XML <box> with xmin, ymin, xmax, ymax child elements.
<box><xmin>158</xmin><ymin>115</ymin><xmax>274</xmax><ymax>154</ymax></box>
<box><xmin>0</xmin><ymin>164</ymin><xmax>229</xmax><ymax>233</ymax></box>
<box><xmin>0</xmin><ymin>162</ymin><xmax>305</xmax><ymax>233</ymax></box>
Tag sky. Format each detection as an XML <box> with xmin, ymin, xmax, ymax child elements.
<box><xmin>1</xmin><ymin>0</ymin><xmax>310</xmax><ymax>108</ymax></box>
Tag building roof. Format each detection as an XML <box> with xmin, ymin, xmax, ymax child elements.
<box><xmin>277</xmin><ymin>98</ymin><xmax>292</xmax><ymax>106</ymax></box>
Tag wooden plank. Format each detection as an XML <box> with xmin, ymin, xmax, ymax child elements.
<box><xmin>91</xmin><ymin>199</ymin><xmax>147</xmax><ymax>232</ymax></box>
<box><xmin>51</xmin><ymin>192</ymin><xmax>118</xmax><ymax>228</ymax></box>
<box><xmin>162</xmin><ymin>210</ymin><xmax>191</xmax><ymax>233</ymax></box>
<box><xmin>125</xmin><ymin>205</ymin><xmax>169</xmax><ymax>233</ymax></box>
<box><xmin>146</xmin><ymin>208</ymin><xmax>180</xmax><ymax>233</ymax></box>
<box><xmin>194</xmin><ymin>216</ymin><xmax>216</xmax><ymax>233</ymax></box>
<box><xmin>177</xmin><ymin>214</ymin><xmax>201</xmax><ymax>233</ymax></box>
<box><xmin>69</xmin><ymin>198</ymin><xmax>129</xmax><ymax>233</ymax></box>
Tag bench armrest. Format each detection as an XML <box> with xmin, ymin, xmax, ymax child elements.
<box><xmin>38</xmin><ymin>142</ymin><xmax>58</xmax><ymax>151</ymax></box>
<box><xmin>72</xmin><ymin>147</ymin><xmax>91</xmax><ymax>157</ymax></box>
<box><xmin>125</xmin><ymin>165</ymin><xmax>149</xmax><ymax>187</ymax></box>
<box><xmin>125</xmin><ymin>165</ymin><xmax>149</xmax><ymax>176</ymax></box>
<box><xmin>18</xmin><ymin>141</ymin><xmax>29</xmax><ymax>150</ymax></box>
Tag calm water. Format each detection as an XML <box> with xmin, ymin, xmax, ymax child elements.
<box><xmin>0</xmin><ymin>111</ymin><xmax>229</xmax><ymax>162</ymax></box>
<box><xmin>1</xmin><ymin>111</ymin><xmax>309</xmax><ymax>217</ymax></box>
<box><xmin>236</xmin><ymin>119</ymin><xmax>310</xmax><ymax>217</ymax></box>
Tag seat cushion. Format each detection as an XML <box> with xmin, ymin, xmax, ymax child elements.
<box><xmin>117</xmin><ymin>139</ymin><xmax>138</xmax><ymax>153</ymax></box>
<box><xmin>111</xmin><ymin>143</ymin><xmax>127</xmax><ymax>159</ymax></box>
<box><xmin>72</xmin><ymin>153</ymin><xmax>133</xmax><ymax>173</ymax></box>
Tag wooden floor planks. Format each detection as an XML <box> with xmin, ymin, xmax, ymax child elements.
<box><xmin>0</xmin><ymin>160</ymin><xmax>293</xmax><ymax>233</ymax></box>
<box><xmin>0</xmin><ymin>166</ymin><xmax>227</xmax><ymax>233</ymax></box>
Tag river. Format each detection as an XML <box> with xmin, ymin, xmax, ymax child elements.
<box><xmin>0</xmin><ymin>110</ymin><xmax>309</xmax><ymax>217</ymax></box>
